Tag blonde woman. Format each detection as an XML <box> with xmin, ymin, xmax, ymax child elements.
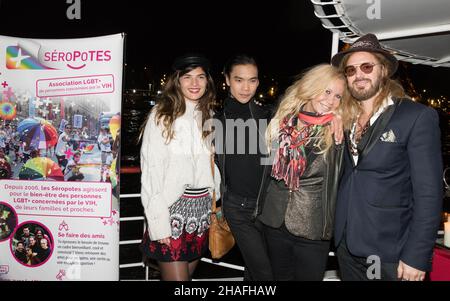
<box><xmin>257</xmin><ymin>64</ymin><xmax>350</xmax><ymax>280</ymax></box>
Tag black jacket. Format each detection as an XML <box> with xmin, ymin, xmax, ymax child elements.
<box><xmin>334</xmin><ymin>98</ymin><xmax>443</xmax><ymax>271</ymax></box>
<box><xmin>213</xmin><ymin>97</ymin><xmax>274</xmax><ymax>213</ymax></box>
<box><xmin>257</xmin><ymin>144</ymin><xmax>344</xmax><ymax>240</ymax></box>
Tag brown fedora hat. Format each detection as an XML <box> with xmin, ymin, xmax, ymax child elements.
<box><xmin>331</xmin><ymin>33</ymin><xmax>398</xmax><ymax>77</ymax></box>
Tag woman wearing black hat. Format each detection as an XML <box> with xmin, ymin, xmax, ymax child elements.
<box><xmin>140</xmin><ymin>54</ymin><xmax>221</xmax><ymax>281</ymax></box>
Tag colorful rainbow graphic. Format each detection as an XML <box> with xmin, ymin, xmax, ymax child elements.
<box><xmin>6</xmin><ymin>46</ymin><xmax>52</xmax><ymax>70</ymax></box>
<box><xmin>0</xmin><ymin>101</ymin><xmax>17</xmax><ymax>120</ymax></box>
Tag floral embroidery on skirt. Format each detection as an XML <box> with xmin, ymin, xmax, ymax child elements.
<box><xmin>141</xmin><ymin>188</ymin><xmax>211</xmax><ymax>262</ymax></box>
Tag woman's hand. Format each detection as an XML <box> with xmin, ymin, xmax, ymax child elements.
<box><xmin>330</xmin><ymin>114</ymin><xmax>343</xmax><ymax>145</ymax></box>
<box><xmin>158</xmin><ymin>237</ymin><xmax>171</xmax><ymax>247</ymax></box>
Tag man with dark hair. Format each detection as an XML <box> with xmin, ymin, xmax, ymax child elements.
<box><xmin>28</xmin><ymin>236</ymin><xmax>41</xmax><ymax>254</ymax></box>
<box><xmin>214</xmin><ymin>54</ymin><xmax>274</xmax><ymax>280</ymax></box>
<box><xmin>332</xmin><ymin>33</ymin><xmax>443</xmax><ymax>281</ymax></box>
<box><xmin>14</xmin><ymin>241</ymin><xmax>27</xmax><ymax>264</ymax></box>
<box><xmin>20</xmin><ymin>226</ymin><xmax>35</xmax><ymax>247</ymax></box>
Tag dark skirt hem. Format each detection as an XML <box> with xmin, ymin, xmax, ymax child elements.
<box><xmin>141</xmin><ymin>229</ymin><xmax>209</xmax><ymax>262</ymax></box>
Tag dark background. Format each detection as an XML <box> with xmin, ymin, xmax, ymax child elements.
<box><xmin>0</xmin><ymin>0</ymin><xmax>448</xmax><ymax>164</ymax></box>
<box><xmin>0</xmin><ymin>0</ymin><xmax>448</xmax><ymax>173</ymax></box>
<box><xmin>0</xmin><ymin>0</ymin><xmax>449</xmax><ymax>97</ymax></box>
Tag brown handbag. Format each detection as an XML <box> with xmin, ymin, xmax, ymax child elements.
<box><xmin>209</xmin><ymin>155</ymin><xmax>235</xmax><ymax>260</ymax></box>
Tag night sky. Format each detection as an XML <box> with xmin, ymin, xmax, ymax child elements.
<box><xmin>0</xmin><ymin>0</ymin><xmax>449</xmax><ymax>97</ymax></box>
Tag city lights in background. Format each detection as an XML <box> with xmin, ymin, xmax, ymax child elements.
<box><xmin>123</xmin><ymin>62</ymin><xmax>448</xmax><ymax>114</ymax></box>
<box><xmin>428</xmin><ymin>96</ymin><xmax>448</xmax><ymax>111</ymax></box>
<box><xmin>421</xmin><ymin>88</ymin><xmax>449</xmax><ymax>112</ymax></box>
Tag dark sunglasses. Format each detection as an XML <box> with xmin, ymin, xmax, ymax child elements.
<box><xmin>344</xmin><ymin>63</ymin><xmax>382</xmax><ymax>77</ymax></box>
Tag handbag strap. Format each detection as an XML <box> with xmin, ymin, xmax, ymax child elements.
<box><xmin>210</xmin><ymin>154</ymin><xmax>217</xmax><ymax>212</ymax></box>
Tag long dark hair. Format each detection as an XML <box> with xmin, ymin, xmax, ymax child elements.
<box><xmin>141</xmin><ymin>65</ymin><xmax>216</xmax><ymax>143</ymax></box>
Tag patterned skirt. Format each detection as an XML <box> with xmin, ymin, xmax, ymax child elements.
<box><xmin>141</xmin><ymin>187</ymin><xmax>211</xmax><ymax>262</ymax></box>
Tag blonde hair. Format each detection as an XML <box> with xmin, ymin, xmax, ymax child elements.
<box><xmin>266</xmin><ymin>64</ymin><xmax>348</xmax><ymax>154</ymax></box>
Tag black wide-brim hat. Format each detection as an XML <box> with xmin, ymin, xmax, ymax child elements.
<box><xmin>172</xmin><ymin>53</ymin><xmax>211</xmax><ymax>72</ymax></box>
<box><xmin>331</xmin><ymin>33</ymin><xmax>398</xmax><ymax>77</ymax></box>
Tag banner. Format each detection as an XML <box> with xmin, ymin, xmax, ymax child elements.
<box><xmin>0</xmin><ymin>34</ymin><xmax>124</xmax><ymax>281</ymax></box>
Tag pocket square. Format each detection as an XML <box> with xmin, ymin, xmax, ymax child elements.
<box><xmin>380</xmin><ymin>129</ymin><xmax>397</xmax><ymax>142</ymax></box>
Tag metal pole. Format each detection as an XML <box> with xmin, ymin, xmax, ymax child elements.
<box><xmin>331</xmin><ymin>32</ymin><xmax>340</xmax><ymax>60</ymax></box>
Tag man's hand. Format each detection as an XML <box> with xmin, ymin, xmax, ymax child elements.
<box><xmin>330</xmin><ymin>114</ymin><xmax>343</xmax><ymax>145</ymax></box>
<box><xmin>397</xmin><ymin>260</ymin><xmax>426</xmax><ymax>281</ymax></box>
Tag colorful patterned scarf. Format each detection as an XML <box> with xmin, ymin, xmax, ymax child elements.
<box><xmin>271</xmin><ymin>111</ymin><xmax>334</xmax><ymax>191</ymax></box>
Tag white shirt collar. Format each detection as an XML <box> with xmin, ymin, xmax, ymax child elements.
<box><xmin>369</xmin><ymin>95</ymin><xmax>394</xmax><ymax>125</ymax></box>
<box><xmin>350</xmin><ymin>95</ymin><xmax>394</xmax><ymax>165</ymax></box>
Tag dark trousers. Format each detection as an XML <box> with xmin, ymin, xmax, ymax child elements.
<box><xmin>223</xmin><ymin>191</ymin><xmax>273</xmax><ymax>281</ymax></box>
<box><xmin>264</xmin><ymin>224</ymin><xmax>330</xmax><ymax>281</ymax></box>
<box><xmin>336</xmin><ymin>235</ymin><xmax>400</xmax><ymax>281</ymax></box>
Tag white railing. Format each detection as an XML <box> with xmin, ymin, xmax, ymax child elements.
<box><xmin>119</xmin><ymin>193</ymin><xmax>338</xmax><ymax>281</ymax></box>
<box><xmin>118</xmin><ymin>194</ymin><xmax>150</xmax><ymax>280</ymax></box>
<box><xmin>119</xmin><ymin>193</ymin><xmax>249</xmax><ymax>281</ymax></box>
